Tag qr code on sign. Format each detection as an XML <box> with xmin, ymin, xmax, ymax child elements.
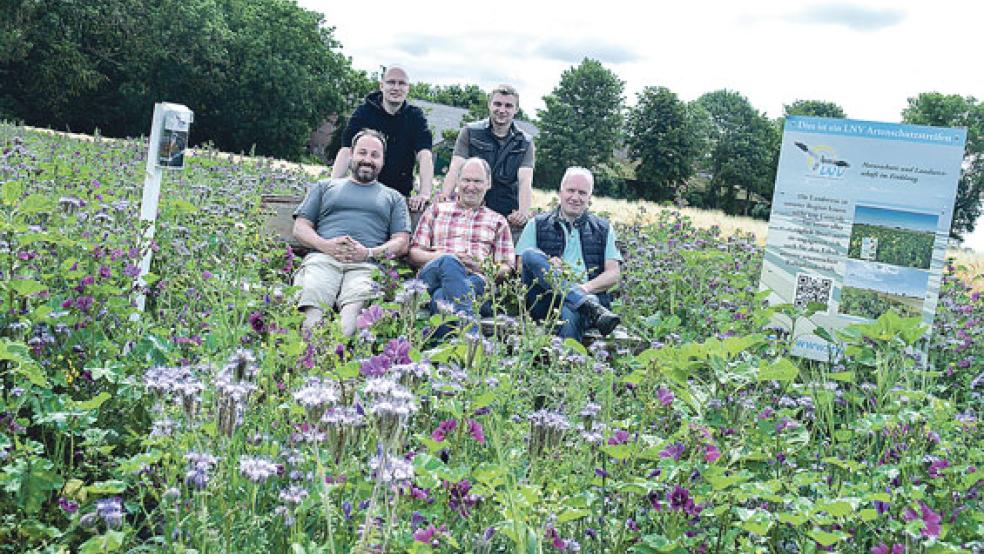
<box><xmin>794</xmin><ymin>273</ymin><xmax>833</xmax><ymax>309</ymax></box>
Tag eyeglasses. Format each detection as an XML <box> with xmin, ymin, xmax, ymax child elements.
<box><xmin>384</xmin><ymin>80</ymin><xmax>409</xmax><ymax>88</ymax></box>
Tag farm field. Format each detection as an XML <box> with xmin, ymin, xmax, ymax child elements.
<box><xmin>0</xmin><ymin>124</ymin><xmax>981</xmax><ymax>553</ymax></box>
<box><xmin>839</xmin><ymin>286</ymin><xmax>923</xmax><ymax>320</ymax></box>
<box><xmin>847</xmin><ymin>223</ymin><xmax>935</xmax><ymax>270</ymax></box>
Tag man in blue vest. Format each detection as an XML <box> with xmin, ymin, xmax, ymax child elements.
<box><xmin>515</xmin><ymin>167</ymin><xmax>622</xmax><ymax>340</ymax></box>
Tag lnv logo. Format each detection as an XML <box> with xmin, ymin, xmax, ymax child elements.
<box><xmin>793</xmin><ymin>141</ymin><xmax>850</xmax><ymax>179</ymax></box>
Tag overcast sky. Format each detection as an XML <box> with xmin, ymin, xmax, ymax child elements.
<box><xmin>297</xmin><ymin>0</ymin><xmax>984</xmax><ymax>250</ymax></box>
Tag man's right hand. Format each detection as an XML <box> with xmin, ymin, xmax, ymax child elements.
<box><xmin>459</xmin><ymin>253</ymin><xmax>483</xmax><ymax>274</ymax></box>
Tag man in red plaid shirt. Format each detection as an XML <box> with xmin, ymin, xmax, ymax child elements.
<box><xmin>409</xmin><ymin>157</ymin><xmax>514</xmax><ymax>337</ymax></box>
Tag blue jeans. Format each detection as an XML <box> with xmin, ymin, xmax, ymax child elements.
<box><xmin>418</xmin><ymin>254</ymin><xmax>486</xmax><ymax>337</ymax></box>
<box><xmin>521</xmin><ymin>249</ymin><xmax>593</xmax><ymax>340</ymax></box>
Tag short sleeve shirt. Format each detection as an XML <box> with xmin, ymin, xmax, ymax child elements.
<box><xmin>293</xmin><ymin>179</ymin><xmax>410</xmax><ymax>247</ymax></box>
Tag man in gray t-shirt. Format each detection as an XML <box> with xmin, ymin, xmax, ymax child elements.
<box><xmin>292</xmin><ymin>129</ymin><xmax>410</xmax><ymax>335</ymax></box>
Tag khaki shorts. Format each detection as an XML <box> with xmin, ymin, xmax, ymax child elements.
<box><xmin>293</xmin><ymin>253</ymin><xmax>378</xmax><ymax>310</ymax></box>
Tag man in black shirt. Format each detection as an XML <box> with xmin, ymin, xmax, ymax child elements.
<box><xmin>332</xmin><ymin>65</ymin><xmax>434</xmax><ymax>212</ymax></box>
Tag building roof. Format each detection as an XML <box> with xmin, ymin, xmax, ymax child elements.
<box><xmin>409</xmin><ymin>99</ymin><xmax>539</xmax><ymax>144</ymax></box>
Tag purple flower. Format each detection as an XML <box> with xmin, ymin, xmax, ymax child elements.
<box><xmin>248</xmin><ymin>311</ymin><xmax>267</xmax><ymax>334</ymax></box>
<box><xmin>871</xmin><ymin>543</ymin><xmax>905</xmax><ymax>554</ymax></box>
<box><xmin>659</xmin><ymin>442</ymin><xmax>685</xmax><ymax>461</ymax></box>
<box><xmin>359</xmin><ymin>354</ymin><xmax>391</xmax><ymax>377</ymax></box>
<box><xmin>413</xmin><ymin>523</ymin><xmax>447</xmax><ymax>546</ymax></box>
<box><xmin>704</xmin><ymin>443</ymin><xmax>721</xmax><ymax>463</ymax></box>
<box><xmin>467</xmin><ymin>418</ymin><xmax>486</xmax><ymax>445</ymax></box>
<box><xmin>431</xmin><ymin>419</ymin><xmax>457</xmax><ymax>442</ymax></box>
<box><xmin>927</xmin><ymin>458</ymin><xmax>949</xmax><ymax>478</ymax></box>
<box><xmin>75</xmin><ymin>295</ymin><xmax>94</xmax><ymax>312</ymax></box>
<box><xmin>383</xmin><ymin>337</ymin><xmax>412</xmax><ymax>364</ymax></box>
<box><xmin>202</xmin><ymin>270</ymin><xmax>213</xmax><ymax>280</ymax></box>
<box><xmin>656</xmin><ymin>387</ymin><xmax>674</xmax><ymax>407</ymax></box>
<box><xmin>355</xmin><ymin>305</ymin><xmax>387</xmax><ymax>329</ymax></box>
<box><xmin>98</xmin><ymin>265</ymin><xmax>111</xmax><ymax>279</ymax></box>
<box><xmin>58</xmin><ymin>497</ymin><xmax>79</xmax><ymax>513</ymax></box>
<box><xmin>123</xmin><ymin>263</ymin><xmax>141</xmax><ymax>278</ymax></box>
<box><xmin>95</xmin><ymin>497</ymin><xmax>123</xmax><ymax>529</ymax></box>
<box><xmin>608</xmin><ymin>429</ymin><xmax>630</xmax><ymax>445</ymax></box>
<box><xmin>667</xmin><ymin>485</ymin><xmax>694</xmax><ymax>512</ymax></box>
<box><xmin>903</xmin><ymin>502</ymin><xmax>942</xmax><ymax>537</ymax></box>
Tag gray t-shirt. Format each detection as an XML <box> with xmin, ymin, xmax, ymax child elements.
<box><xmin>293</xmin><ymin>179</ymin><xmax>410</xmax><ymax>247</ymax></box>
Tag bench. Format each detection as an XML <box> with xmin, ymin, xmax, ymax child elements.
<box><xmin>260</xmin><ymin>194</ymin><xmax>643</xmax><ymax>350</ymax></box>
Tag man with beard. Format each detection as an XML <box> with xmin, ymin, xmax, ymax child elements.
<box><xmin>332</xmin><ymin>65</ymin><xmax>434</xmax><ymax>212</ymax></box>
<box><xmin>409</xmin><ymin>157</ymin><xmax>514</xmax><ymax>337</ymax></box>
<box><xmin>293</xmin><ymin>129</ymin><xmax>410</xmax><ymax>335</ymax></box>
<box><xmin>440</xmin><ymin>84</ymin><xmax>534</xmax><ymax>229</ymax></box>
<box><xmin>515</xmin><ymin>167</ymin><xmax>622</xmax><ymax>340</ymax></box>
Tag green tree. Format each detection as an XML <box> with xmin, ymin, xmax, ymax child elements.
<box><xmin>0</xmin><ymin>0</ymin><xmax>367</xmax><ymax>160</ymax></box>
<box><xmin>902</xmin><ymin>92</ymin><xmax>984</xmax><ymax>238</ymax></box>
<box><xmin>535</xmin><ymin>58</ymin><xmax>625</xmax><ymax>188</ymax></box>
<box><xmin>783</xmin><ymin>99</ymin><xmax>847</xmax><ymax>118</ymax></box>
<box><xmin>695</xmin><ymin>89</ymin><xmax>779</xmax><ymax>216</ymax></box>
<box><xmin>625</xmin><ymin>86</ymin><xmax>706</xmax><ymax>201</ymax></box>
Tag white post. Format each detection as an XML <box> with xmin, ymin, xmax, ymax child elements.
<box><xmin>134</xmin><ymin>102</ymin><xmax>193</xmax><ymax>314</ymax></box>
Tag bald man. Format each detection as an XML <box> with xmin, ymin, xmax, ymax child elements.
<box><xmin>333</xmin><ymin>65</ymin><xmax>434</xmax><ymax>212</ymax></box>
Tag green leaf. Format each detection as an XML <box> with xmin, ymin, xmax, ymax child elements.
<box><xmin>86</xmin><ymin>480</ymin><xmax>127</xmax><ymax>495</ymax></box>
<box><xmin>820</xmin><ymin>500</ymin><xmax>854</xmax><ymax>517</ymax></box>
<box><xmin>557</xmin><ymin>508</ymin><xmax>590</xmax><ymax>523</ymax></box>
<box><xmin>778</xmin><ymin>512</ymin><xmax>809</xmax><ymax>526</ymax></box>
<box><xmin>859</xmin><ymin>508</ymin><xmax>878</xmax><ymax>522</ymax></box>
<box><xmin>563</xmin><ymin>338</ymin><xmax>587</xmax><ymax>355</ymax></box>
<box><xmin>3</xmin><ymin>180</ymin><xmax>24</xmax><ymax>204</ymax></box>
<box><xmin>808</xmin><ymin>529</ymin><xmax>845</xmax><ymax>547</ymax></box>
<box><xmin>828</xmin><ymin>371</ymin><xmax>855</xmax><ymax>383</ymax></box>
<box><xmin>472</xmin><ymin>391</ymin><xmax>496</xmax><ymax>410</ymax></box>
<box><xmin>79</xmin><ymin>530</ymin><xmax>125</xmax><ymax>553</ymax></box>
<box><xmin>9</xmin><ymin>279</ymin><xmax>47</xmax><ymax>297</ymax></box>
<box><xmin>18</xmin><ymin>194</ymin><xmax>54</xmax><ymax>215</ymax></box>
<box><xmin>71</xmin><ymin>392</ymin><xmax>112</xmax><ymax>411</ymax></box>
<box><xmin>336</xmin><ymin>361</ymin><xmax>360</xmax><ymax>380</ymax></box>
<box><xmin>601</xmin><ymin>444</ymin><xmax>632</xmax><ymax>461</ymax></box>
<box><xmin>758</xmin><ymin>357</ymin><xmax>799</xmax><ymax>382</ymax></box>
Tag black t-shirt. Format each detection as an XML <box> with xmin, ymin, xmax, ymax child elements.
<box><xmin>340</xmin><ymin>92</ymin><xmax>433</xmax><ymax>197</ymax></box>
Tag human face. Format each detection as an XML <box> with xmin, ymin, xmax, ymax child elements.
<box><xmin>488</xmin><ymin>92</ymin><xmax>518</xmax><ymax>128</ymax></box>
<box><xmin>457</xmin><ymin>161</ymin><xmax>491</xmax><ymax>209</ymax></box>
<box><xmin>380</xmin><ymin>68</ymin><xmax>410</xmax><ymax>106</ymax></box>
<box><xmin>349</xmin><ymin>135</ymin><xmax>384</xmax><ymax>183</ymax></box>
<box><xmin>558</xmin><ymin>173</ymin><xmax>592</xmax><ymax>219</ymax></box>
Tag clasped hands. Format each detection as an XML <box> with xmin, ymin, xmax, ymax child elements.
<box><xmin>323</xmin><ymin>235</ymin><xmax>372</xmax><ymax>263</ymax></box>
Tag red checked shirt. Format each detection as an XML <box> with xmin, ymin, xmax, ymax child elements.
<box><xmin>411</xmin><ymin>201</ymin><xmax>515</xmax><ymax>267</ymax></box>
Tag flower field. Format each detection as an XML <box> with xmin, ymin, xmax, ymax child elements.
<box><xmin>0</xmin><ymin>124</ymin><xmax>981</xmax><ymax>553</ymax></box>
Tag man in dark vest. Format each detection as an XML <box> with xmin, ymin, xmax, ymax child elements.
<box><xmin>332</xmin><ymin>65</ymin><xmax>434</xmax><ymax>212</ymax></box>
<box><xmin>440</xmin><ymin>84</ymin><xmax>534</xmax><ymax>229</ymax></box>
<box><xmin>515</xmin><ymin>167</ymin><xmax>622</xmax><ymax>339</ymax></box>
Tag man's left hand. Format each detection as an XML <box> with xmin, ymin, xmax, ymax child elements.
<box><xmin>408</xmin><ymin>195</ymin><xmax>429</xmax><ymax>212</ymax></box>
<box><xmin>507</xmin><ymin>210</ymin><xmax>528</xmax><ymax>226</ymax></box>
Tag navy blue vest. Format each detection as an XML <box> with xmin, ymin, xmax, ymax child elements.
<box><xmin>464</xmin><ymin>120</ymin><xmax>532</xmax><ymax>217</ymax></box>
<box><xmin>534</xmin><ymin>209</ymin><xmax>612</xmax><ymax>307</ymax></box>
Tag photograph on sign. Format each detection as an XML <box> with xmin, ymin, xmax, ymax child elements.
<box><xmin>158</xmin><ymin>128</ymin><xmax>188</xmax><ymax>168</ymax></box>
<box><xmin>759</xmin><ymin>116</ymin><xmax>966</xmax><ymax>361</ymax></box>
<box><xmin>840</xmin><ymin>260</ymin><xmax>929</xmax><ymax>320</ymax></box>
<box><xmin>847</xmin><ymin>205</ymin><xmax>936</xmax><ymax>269</ymax></box>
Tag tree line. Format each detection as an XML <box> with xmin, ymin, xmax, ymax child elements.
<box><xmin>2</xmin><ymin>5</ymin><xmax>980</xmax><ymax>237</ymax></box>
<box><xmin>0</xmin><ymin>0</ymin><xmax>372</xmax><ymax>160</ymax></box>
<box><xmin>521</xmin><ymin>58</ymin><xmax>983</xmax><ymax>237</ymax></box>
